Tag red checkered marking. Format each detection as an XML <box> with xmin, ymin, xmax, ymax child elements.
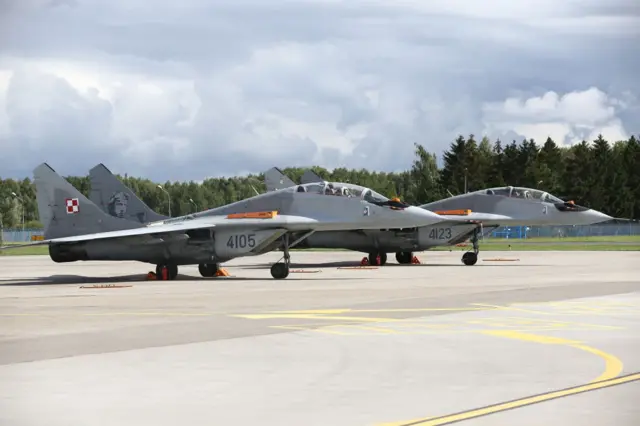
<box><xmin>65</xmin><ymin>198</ymin><xmax>79</xmax><ymax>214</ymax></box>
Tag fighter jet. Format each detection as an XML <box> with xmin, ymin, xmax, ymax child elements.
<box><xmin>1</xmin><ymin>163</ymin><xmax>460</xmax><ymax>280</ymax></box>
<box><xmin>89</xmin><ymin>163</ymin><xmax>169</xmax><ymax>223</ymax></box>
<box><xmin>263</xmin><ymin>167</ymin><xmax>613</xmax><ymax>266</ymax></box>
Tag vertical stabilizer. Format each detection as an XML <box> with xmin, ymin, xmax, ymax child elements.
<box><xmin>264</xmin><ymin>167</ymin><xmax>297</xmax><ymax>192</ymax></box>
<box><xmin>300</xmin><ymin>169</ymin><xmax>325</xmax><ymax>184</ymax></box>
<box><xmin>34</xmin><ymin>163</ymin><xmax>142</xmax><ymax>240</ymax></box>
<box><xmin>89</xmin><ymin>163</ymin><xmax>169</xmax><ymax>224</ymax></box>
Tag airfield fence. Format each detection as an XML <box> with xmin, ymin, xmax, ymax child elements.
<box><xmin>1</xmin><ymin>222</ymin><xmax>639</xmax><ymax>244</ymax></box>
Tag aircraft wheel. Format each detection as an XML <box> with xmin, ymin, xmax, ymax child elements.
<box><xmin>271</xmin><ymin>263</ymin><xmax>290</xmax><ymax>279</ymax></box>
<box><xmin>368</xmin><ymin>251</ymin><xmax>386</xmax><ymax>266</ymax></box>
<box><xmin>461</xmin><ymin>252</ymin><xmax>478</xmax><ymax>266</ymax></box>
<box><xmin>395</xmin><ymin>251</ymin><xmax>413</xmax><ymax>264</ymax></box>
<box><xmin>155</xmin><ymin>263</ymin><xmax>179</xmax><ymax>280</ymax></box>
<box><xmin>198</xmin><ymin>263</ymin><xmax>219</xmax><ymax>278</ymax></box>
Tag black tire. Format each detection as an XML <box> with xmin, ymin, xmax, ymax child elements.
<box><xmin>155</xmin><ymin>263</ymin><xmax>178</xmax><ymax>280</ymax></box>
<box><xmin>270</xmin><ymin>263</ymin><xmax>290</xmax><ymax>279</ymax></box>
<box><xmin>379</xmin><ymin>252</ymin><xmax>387</xmax><ymax>266</ymax></box>
<box><xmin>198</xmin><ymin>263</ymin><xmax>218</xmax><ymax>277</ymax></box>
<box><xmin>168</xmin><ymin>264</ymin><xmax>178</xmax><ymax>280</ymax></box>
<box><xmin>395</xmin><ymin>251</ymin><xmax>413</xmax><ymax>264</ymax></box>
<box><xmin>461</xmin><ymin>252</ymin><xmax>478</xmax><ymax>266</ymax></box>
<box><xmin>155</xmin><ymin>264</ymin><xmax>164</xmax><ymax>280</ymax></box>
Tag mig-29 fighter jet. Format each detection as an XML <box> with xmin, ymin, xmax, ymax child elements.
<box><xmin>1</xmin><ymin>163</ymin><xmax>461</xmax><ymax>280</ymax></box>
<box><xmin>263</xmin><ymin>168</ymin><xmax>613</xmax><ymax>266</ymax></box>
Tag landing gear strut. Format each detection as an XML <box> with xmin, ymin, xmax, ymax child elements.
<box><xmin>271</xmin><ymin>234</ymin><xmax>291</xmax><ymax>279</ymax></box>
<box><xmin>155</xmin><ymin>263</ymin><xmax>178</xmax><ymax>280</ymax></box>
<box><xmin>462</xmin><ymin>228</ymin><xmax>480</xmax><ymax>266</ymax></box>
<box><xmin>368</xmin><ymin>251</ymin><xmax>387</xmax><ymax>266</ymax></box>
<box><xmin>395</xmin><ymin>251</ymin><xmax>413</xmax><ymax>264</ymax></box>
<box><xmin>198</xmin><ymin>263</ymin><xmax>220</xmax><ymax>277</ymax></box>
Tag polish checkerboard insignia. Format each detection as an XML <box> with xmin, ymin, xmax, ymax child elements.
<box><xmin>65</xmin><ymin>198</ymin><xmax>79</xmax><ymax>214</ymax></box>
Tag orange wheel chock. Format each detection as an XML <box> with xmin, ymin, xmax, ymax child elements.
<box><xmin>146</xmin><ymin>271</ymin><xmax>156</xmax><ymax>280</ymax></box>
<box><xmin>215</xmin><ymin>268</ymin><xmax>231</xmax><ymax>277</ymax></box>
<box><xmin>360</xmin><ymin>257</ymin><xmax>369</xmax><ymax>266</ymax></box>
<box><xmin>411</xmin><ymin>256</ymin><xmax>421</xmax><ymax>264</ymax></box>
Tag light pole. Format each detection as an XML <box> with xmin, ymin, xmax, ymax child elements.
<box><xmin>464</xmin><ymin>167</ymin><xmax>468</xmax><ymax>193</ymax></box>
<box><xmin>11</xmin><ymin>192</ymin><xmax>25</xmax><ymax>232</ymax></box>
<box><xmin>157</xmin><ymin>185</ymin><xmax>171</xmax><ymax>217</ymax></box>
<box><xmin>189</xmin><ymin>198</ymin><xmax>198</xmax><ymax>213</ymax></box>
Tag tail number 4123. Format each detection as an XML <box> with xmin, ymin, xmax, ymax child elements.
<box><xmin>227</xmin><ymin>234</ymin><xmax>256</xmax><ymax>249</ymax></box>
<box><xmin>429</xmin><ymin>227</ymin><xmax>452</xmax><ymax>240</ymax></box>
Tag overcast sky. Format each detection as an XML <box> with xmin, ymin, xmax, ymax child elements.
<box><xmin>0</xmin><ymin>0</ymin><xmax>638</xmax><ymax>182</ymax></box>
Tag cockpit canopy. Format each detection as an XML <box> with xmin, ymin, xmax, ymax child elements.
<box><xmin>479</xmin><ymin>186</ymin><xmax>564</xmax><ymax>204</ymax></box>
<box><xmin>288</xmin><ymin>181</ymin><xmax>408</xmax><ymax>208</ymax></box>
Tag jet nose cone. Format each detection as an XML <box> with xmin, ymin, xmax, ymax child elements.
<box><xmin>405</xmin><ymin>206</ymin><xmax>447</xmax><ymax>226</ymax></box>
<box><xmin>587</xmin><ymin>209</ymin><xmax>613</xmax><ymax>224</ymax></box>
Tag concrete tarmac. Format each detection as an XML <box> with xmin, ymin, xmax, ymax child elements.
<box><xmin>0</xmin><ymin>250</ymin><xmax>639</xmax><ymax>426</ymax></box>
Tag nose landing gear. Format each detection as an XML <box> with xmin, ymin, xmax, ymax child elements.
<box><xmin>461</xmin><ymin>228</ymin><xmax>480</xmax><ymax>266</ymax></box>
<box><xmin>271</xmin><ymin>234</ymin><xmax>291</xmax><ymax>279</ymax></box>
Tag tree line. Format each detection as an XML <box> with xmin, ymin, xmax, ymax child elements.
<box><xmin>1</xmin><ymin>134</ymin><xmax>639</xmax><ymax>229</ymax></box>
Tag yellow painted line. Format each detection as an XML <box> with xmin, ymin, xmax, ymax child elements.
<box><xmin>346</xmin><ymin>325</ymin><xmax>402</xmax><ymax>334</ymax></box>
<box><xmin>380</xmin><ymin>373</ymin><xmax>640</xmax><ymax>426</ymax></box>
<box><xmin>571</xmin><ymin>344</ymin><xmax>625</xmax><ymax>383</ymax></box>
<box><xmin>0</xmin><ymin>312</ymin><xmax>220</xmax><ymax>316</ymax></box>
<box><xmin>269</xmin><ymin>307</ymin><xmax>490</xmax><ymax>314</ymax></box>
<box><xmin>468</xmin><ymin>316</ymin><xmax>621</xmax><ymax>330</ymax></box>
<box><xmin>481</xmin><ymin>331</ymin><xmax>624</xmax><ymax>383</ymax></box>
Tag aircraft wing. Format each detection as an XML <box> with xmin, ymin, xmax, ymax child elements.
<box><xmin>438</xmin><ymin>212</ymin><xmax>512</xmax><ymax>223</ymax></box>
<box><xmin>0</xmin><ymin>214</ymin><xmax>320</xmax><ymax>249</ymax></box>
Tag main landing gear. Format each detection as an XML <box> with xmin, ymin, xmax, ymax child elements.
<box><xmin>198</xmin><ymin>263</ymin><xmax>220</xmax><ymax>277</ymax></box>
<box><xmin>461</xmin><ymin>228</ymin><xmax>480</xmax><ymax>266</ymax></box>
<box><xmin>367</xmin><ymin>251</ymin><xmax>387</xmax><ymax>266</ymax></box>
<box><xmin>155</xmin><ymin>263</ymin><xmax>178</xmax><ymax>280</ymax></box>
<box><xmin>395</xmin><ymin>251</ymin><xmax>413</xmax><ymax>264</ymax></box>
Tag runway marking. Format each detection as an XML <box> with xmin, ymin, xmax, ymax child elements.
<box><xmin>0</xmin><ymin>312</ymin><xmax>223</xmax><ymax>317</ymax></box>
<box><xmin>506</xmin><ymin>300</ymin><xmax>640</xmax><ymax>316</ymax></box>
<box><xmin>480</xmin><ymin>330</ymin><xmax>624</xmax><ymax>383</ymax></box>
<box><xmin>269</xmin><ymin>308</ymin><xmax>489</xmax><ymax>314</ymax></box>
<box><xmin>376</xmin><ymin>372</ymin><xmax>640</xmax><ymax>426</ymax></box>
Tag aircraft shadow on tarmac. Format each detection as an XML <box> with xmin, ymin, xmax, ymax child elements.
<box><xmin>240</xmin><ymin>261</ymin><xmax>532</xmax><ymax>269</ymax></box>
<box><xmin>0</xmin><ymin>274</ymin><xmax>371</xmax><ymax>286</ymax></box>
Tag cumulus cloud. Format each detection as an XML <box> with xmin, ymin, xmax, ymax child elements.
<box><xmin>482</xmin><ymin>88</ymin><xmax>631</xmax><ymax>145</ymax></box>
<box><xmin>0</xmin><ymin>0</ymin><xmax>638</xmax><ymax>181</ymax></box>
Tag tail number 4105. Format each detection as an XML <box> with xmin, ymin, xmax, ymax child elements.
<box><xmin>227</xmin><ymin>234</ymin><xmax>256</xmax><ymax>249</ymax></box>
